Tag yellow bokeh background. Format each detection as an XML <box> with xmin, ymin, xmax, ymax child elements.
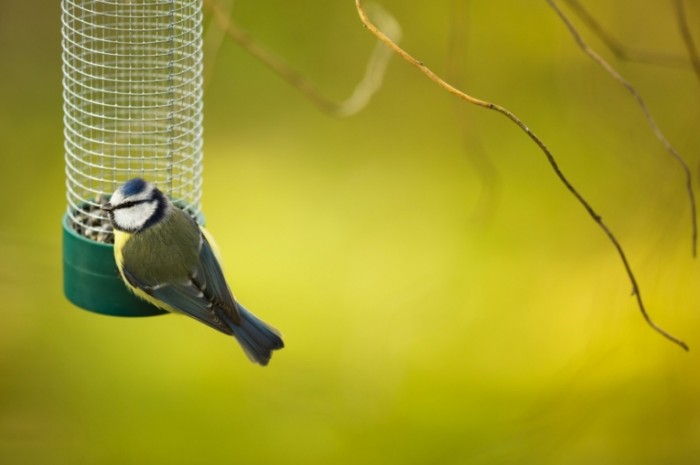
<box><xmin>2</xmin><ymin>1</ymin><xmax>700</xmax><ymax>463</ymax></box>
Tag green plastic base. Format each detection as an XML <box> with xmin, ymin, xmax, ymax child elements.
<box><xmin>62</xmin><ymin>213</ymin><xmax>167</xmax><ymax>317</ymax></box>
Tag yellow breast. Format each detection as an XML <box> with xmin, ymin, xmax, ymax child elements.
<box><xmin>113</xmin><ymin>229</ymin><xmax>132</xmax><ymax>273</ymax></box>
<box><xmin>113</xmin><ymin>229</ymin><xmax>178</xmax><ymax>313</ymax></box>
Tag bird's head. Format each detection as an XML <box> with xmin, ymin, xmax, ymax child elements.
<box><xmin>102</xmin><ymin>178</ymin><xmax>171</xmax><ymax>233</ymax></box>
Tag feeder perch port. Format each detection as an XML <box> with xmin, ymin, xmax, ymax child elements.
<box><xmin>61</xmin><ymin>0</ymin><xmax>205</xmax><ymax>316</ymax></box>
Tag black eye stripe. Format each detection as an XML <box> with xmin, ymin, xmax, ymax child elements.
<box><xmin>112</xmin><ymin>199</ymin><xmax>151</xmax><ymax>210</ymax></box>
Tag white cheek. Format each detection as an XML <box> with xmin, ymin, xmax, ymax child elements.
<box><xmin>113</xmin><ymin>201</ymin><xmax>157</xmax><ymax>231</ymax></box>
<box><xmin>110</xmin><ymin>185</ymin><xmax>155</xmax><ymax>205</ymax></box>
<box><xmin>110</xmin><ymin>191</ymin><xmax>124</xmax><ymax>205</ymax></box>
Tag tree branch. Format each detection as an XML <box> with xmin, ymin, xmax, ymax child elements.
<box><xmin>447</xmin><ymin>0</ymin><xmax>500</xmax><ymax>222</ymax></box>
<box><xmin>673</xmin><ymin>0</ymin><xmax>700</xmax><ymax>86</ymax></box>
<box><xmin>548</xmin><ymin>0</ymin><xmax>697</xmax><ymax>258</ymax></box>
<box><xmin>203</xmin><ymin>0</ymin><xmax>400</xmax><ymax>117</ymax></box>
<box><xmin>202</xmin><ymin>0</ymin><xmax>235</xmax><ymax>90</ymax></box>
<box><xmin>563</xmin><ymin>0</ymin><xmax>690</xmax><ymax>69</ymax></box>
<box><xmin>355</xmin><ymin>0</ymin><xmax>688</xmax><ymax>351</ymax></box>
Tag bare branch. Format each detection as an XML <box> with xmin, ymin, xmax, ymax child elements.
<box><xmin>203</xmin><ymin>0</ymin><xmax>400</xmax><ymax>117</ymax></box>
<box><xmin>548</xmin><ymin>0</ymin><xmax>697</xmax><ymax>258</ymax></box>
<box><xmin>563</xmin><ymin>0</ymin><xmax>689</xmax><ymax>68</ymax></box>
<box><xmin>355</xmin><ymin>0</ymin><xmax>688</xmax><ymax>350</ymax></box>
<box><xmin>203</xmin><ymin>0</ymin><xmax>234</xmax><ymax>90</ymax></box>
<box><xmin>674</xmin><ymin>0</ymin><xmax>700</xmax><ymax>85</ymax></box>
<box><xmin>447</xmin><ymin>0</ymin><xmax>500</xmax><ymax>222</ymax></box>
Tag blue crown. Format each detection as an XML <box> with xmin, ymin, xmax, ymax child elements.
<box><xmin>121</xmin><ymin>178</ymin><xmax>148</xmax><ymax>196</ymax></box>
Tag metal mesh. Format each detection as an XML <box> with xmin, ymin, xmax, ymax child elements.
<box><xmin>62</xmin><ymin>0</ymin><xmax>204</xmax><ymax>240</ymax></box>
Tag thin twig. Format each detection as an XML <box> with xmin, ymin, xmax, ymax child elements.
<box><xmin>447</xmin><ymin>0</ymin><xmax>500</xmax><ymax>222</ymax></box>
<box><xmin>549</xmin><ymin>0</ymin><xmax>697</xmax><ymax>259</ymax></box>
<box><xmin>355</xmin><ymin>0</ymin><xmax>688</xmax><ymax>350</ymax></box>
<box><xmin>203</xmin><ymin>0</ymin><xmax>235</xmax><ymax>90</ymax></box>
<box><xmin>203</xmin><ymin>0</ymin><xmax>400</xmax><ymax>117</ymax></box>
<box><xmin>563</xmin><ymin>0</ymin><xmax>689</xmax><ymax>69</ymax></box>
<box><xmin>674</xmin><ymin>0</ymin><xmax>700</xmax><ymax>85</ymax></box>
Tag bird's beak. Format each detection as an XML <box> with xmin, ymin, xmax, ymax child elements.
<box><xmin>101</xmin><ymin>203</ymin><xmax>114</xmax><ymax>212</ymax></box>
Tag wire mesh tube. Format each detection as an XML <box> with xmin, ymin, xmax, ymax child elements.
<box><xmin>61</xmin><ymin>0</ymin><xmax>204</xmax><ymax>315</ymax></box>
<box><xmin>63</xmin><ymin>0</ymin><xmax>204</xmax><ymax>241</ymax></box>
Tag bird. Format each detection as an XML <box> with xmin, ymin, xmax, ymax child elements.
<box><xmin>101</xmin><ymin>177</ymin><xmax>284</xmax><ymax>365</ymax></box>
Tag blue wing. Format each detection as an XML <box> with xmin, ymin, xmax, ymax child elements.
<box><xmin>122</xmin><ymin>231</ymin><xmax>241</xmax><ymax>334</ymax></box>
<box><xmin>121</xmin><ymin>220</ymin><xmax>283</xmax><ymax>365</ymax></box>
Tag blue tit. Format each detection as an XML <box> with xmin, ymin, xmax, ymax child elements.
<box><xmin>101</xmin><ymin>178</ymin><xmax>284</xmax><ymax>366</ymax></box>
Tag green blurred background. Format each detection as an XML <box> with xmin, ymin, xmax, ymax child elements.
<box><xmin>2</xmin><ymin>1</ymin><xmax>700</xmax><ymax>463</ymax></box>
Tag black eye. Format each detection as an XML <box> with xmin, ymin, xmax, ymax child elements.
<box><xmin>112</xmin><ymin>199</ymin><xmax>148</xmax><ymax>210</ymax></box>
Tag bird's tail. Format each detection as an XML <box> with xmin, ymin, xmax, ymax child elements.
<box><xmin>229</xmin><ymin>303</ymin><xmax>284</xmax><ymax>366</ymax></box>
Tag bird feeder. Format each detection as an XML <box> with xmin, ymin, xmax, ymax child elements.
<box><xmin>61</xmin><ymin>0</ymin><xmax>204</xmax><ymax>316</ymax></box>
